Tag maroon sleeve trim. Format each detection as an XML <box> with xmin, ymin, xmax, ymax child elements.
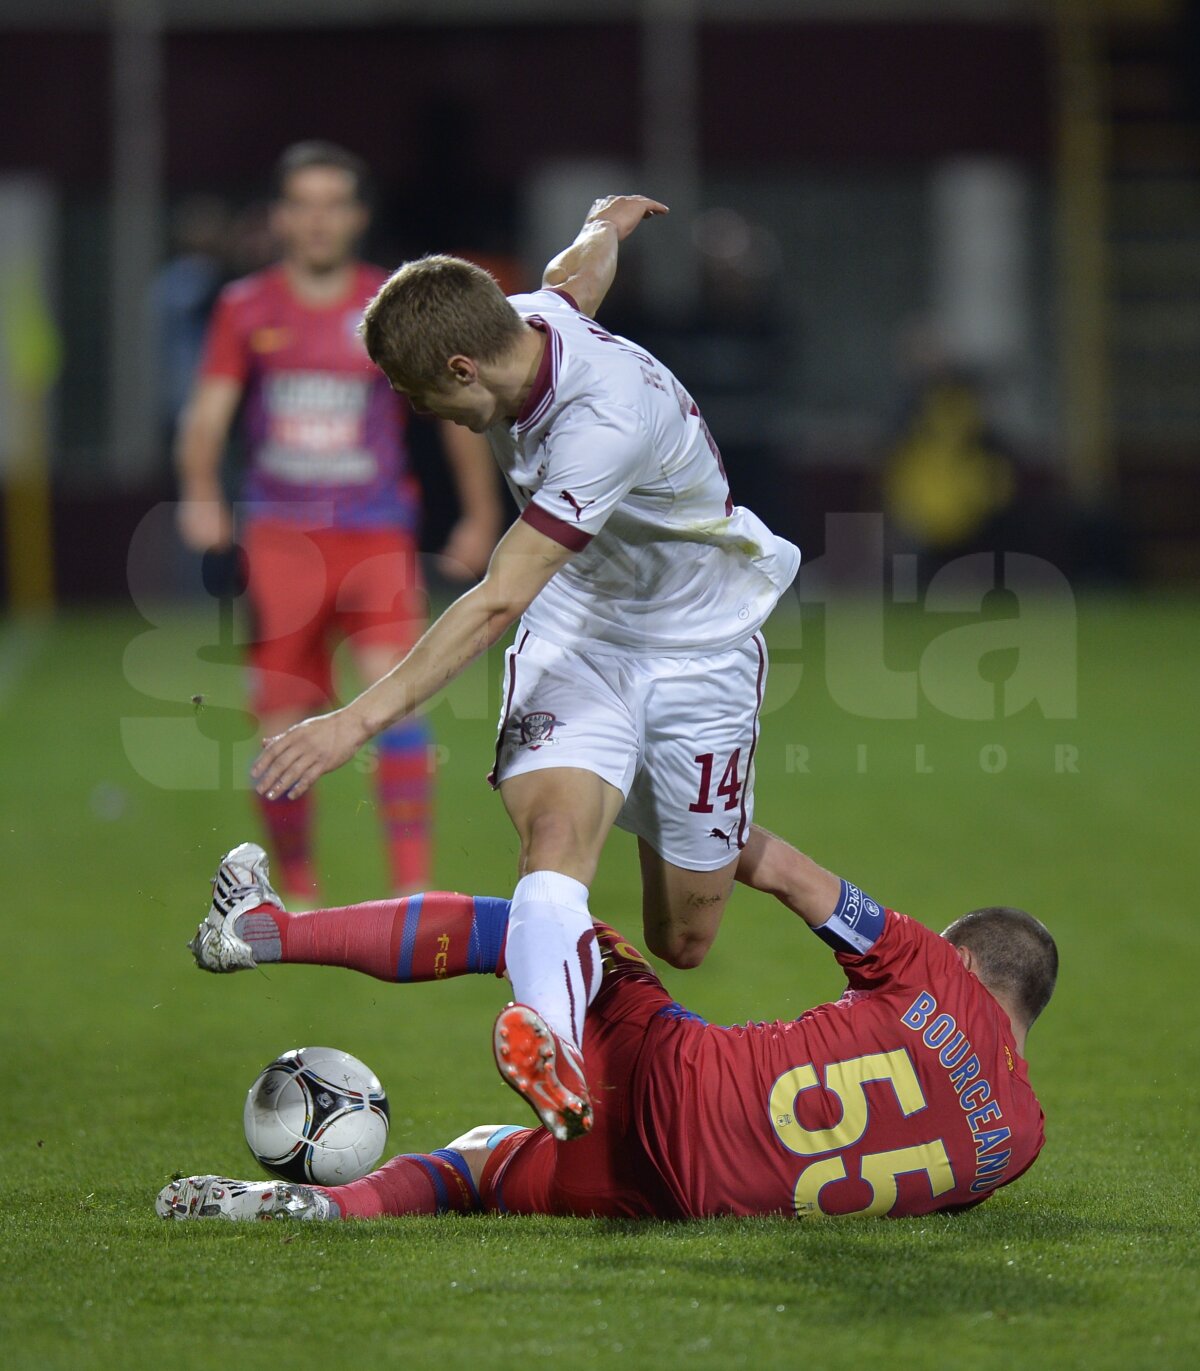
<box><xmin>547</xmin><ymin>287</ymin><xmax>581</xmax><ymax>311</ymax></box>
<box><xmin>520</xmin><ymin>501</ymin><xmax>593</xmax><ymax>552</ymax></box>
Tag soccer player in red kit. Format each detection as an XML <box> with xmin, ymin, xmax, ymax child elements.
<box><xmin>175</xmin><ymin>142</ymin><xmax>500</xmax><ymax>898</ymax></box>
<box><xmin>161</xmin><ymin>827</ymin><xmax>1056</xmax><ymax>1222</ymax></box>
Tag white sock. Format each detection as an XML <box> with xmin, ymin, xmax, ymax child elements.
<box><xmin>504</xmin><ymin>870</ymin><xmax>600</xmax><ymax>1049</ymax></box>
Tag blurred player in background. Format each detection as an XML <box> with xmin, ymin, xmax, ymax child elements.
<box><xmin>176</xmin><ymin>142</ymin><xmax>501</xmax><ymax>899</ymax></box>
<box><xmin>251</xmin><ymin>193</ymin><xmax>801</xmax><ymax>1142</ymax></box>
<box><xmin>165</xmin><ymin>828</ymin><xmax>1056</xmax><ymax>1221</ymax></box>
<box><xmin>153</xmin><ymin>194</ymin><xmax>232</xmax><ymax>444</ymax></box>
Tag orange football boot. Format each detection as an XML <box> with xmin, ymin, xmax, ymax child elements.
<box><xmin>493</xmin><ymin>1002</ymin><xmax>593</xmax><ymax>1142</ymax></box>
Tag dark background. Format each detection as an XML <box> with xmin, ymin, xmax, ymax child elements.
<box><xmin>0</xmin><ymin>2</ymin><xmax>1196</xmax><ymax>597</ymax></box>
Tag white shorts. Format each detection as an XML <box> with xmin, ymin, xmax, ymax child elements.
<box><xmin>489</xmin><ymin>627</ymin><xmax>768</xmax><ymax>871</ymax></box>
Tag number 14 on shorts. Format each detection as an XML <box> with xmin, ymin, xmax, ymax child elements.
<box><xmin>689</xmin><ymin>749</ymin><xmax>743</xmax><ymax>814</ymax></box>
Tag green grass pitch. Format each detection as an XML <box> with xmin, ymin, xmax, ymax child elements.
<box><xmin>1</xmin><ymin>595</ymin><xmax>1197</xmax><ymax>1370</ymax></box>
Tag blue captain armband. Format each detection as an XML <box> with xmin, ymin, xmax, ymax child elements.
<box><xmin>812</xmin><ymin>880</ymin><xmax>887</xmax><ymax>955</ymax></box>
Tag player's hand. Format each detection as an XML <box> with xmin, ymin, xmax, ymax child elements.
<box><xmin>584</xmin><ymin>195</ymin><xmax>669</xmax><ymax>241</ymax></box>
<box><xmin>437</xmin><ymin>514</ymin><xmax>498</xmax><ymax>582</ymax></box>
<box><xmin>252</xmin><ymin>709</ymin><xmax>370</xmax><ymax>800</ymax></box>
<box><xmin>177</xmin><ymin>496</ymin><xmax>233</xmax><ymax>553</ymax></box>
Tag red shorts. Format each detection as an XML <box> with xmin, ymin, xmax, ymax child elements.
<box><xmin>480</xmin><ymin>924</ymin><xmax>685</xmax><ymax>1219</ymax></box>
<box><xmin>244</xmin><ymin>520</ymin><xmax>427</xmax><ymax>717</ymax></box>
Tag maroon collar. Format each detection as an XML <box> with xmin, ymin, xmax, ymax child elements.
<box><xmin>515</xmin><ymin>316</ymin><xmax>557</xmax><ymax>430</ymax></box>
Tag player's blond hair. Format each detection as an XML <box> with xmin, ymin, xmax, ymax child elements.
<box><xmin>360</xmin><ymin>254</ymin><xmax>525</xmax><ymax>391</ymax></box>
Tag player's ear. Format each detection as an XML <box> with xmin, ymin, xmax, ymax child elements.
<box><xmin>955</xmin><ymin>944</ymin><xmax>977</xmax><ymax>975</ymax></box>
<box><xmin>446</xmin><ymin>354</ymin><xmax>478</xmax><ymax>387</ymax></box>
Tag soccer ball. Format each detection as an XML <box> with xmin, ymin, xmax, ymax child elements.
<box><xmin>244</xmin><ymin>1046</ymin><xmax>390</xmax><ymax>1185</ymax></box>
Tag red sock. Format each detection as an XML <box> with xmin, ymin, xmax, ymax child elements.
<box><xmin>256</xmin><ymin>790</ymin><xmax>318</xmax><ymax>898</ymax></box>
<box><xmin>234</xmin><ymin>891</ymin><xmax>510</xmax><ymax>982</ymax></box>
<box><xmin>318</xmin><ymin>1151</ymin><xmax>478</xmax><ymax>1218</ymax></box>
<box><xmin>376</xmin><ymin>723</ymin><xmax>432</xmax><ymax>893</ymax></box>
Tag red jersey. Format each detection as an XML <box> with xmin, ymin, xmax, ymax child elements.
<box><xmin>199</xmin><ymin>263</ymin><xmax>417</xmax><ymax>531</ymax></box>
<box><xmin>637</xmin><ymin>895</ymin><xmax>1045</xmax><ymax>1219</ymax></box>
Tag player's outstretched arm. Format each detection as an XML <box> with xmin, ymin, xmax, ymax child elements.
<box><xmin>252</xmin><ymin>518</ymin><xmax>576</xmax><ymax>799</ymax></box>
<box><xmin>542</xmin><ymin>194</ymin><xmax>668</xmax><ymax>317</ymax></box>
<box><xmin>736</xmin><ymin>825</ymin><xmax>843</xmax><ymax>928</ymax></box>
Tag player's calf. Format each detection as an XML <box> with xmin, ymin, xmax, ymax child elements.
<box><xmin>638</xmin><ymin>844</ymin><xmax>738</xmax><ymax>969</ymax></box>
<box><xmin>187</xmin><ymin>841</ymin><xmax>510</xmax><ymax>982</ymax></box>
<box><xmin>642</xmin><ymin>923</ymin><xmax>715</xmax><ymax>970</ymax></box>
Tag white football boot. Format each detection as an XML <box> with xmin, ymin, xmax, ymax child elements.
<box><xmin>188</xmin><ymin>841</ymin><xmax>285</xmax><ymax>973</ymax></box>
<box><xmin>156</xmin><ymin>1174</ymin><xmax>333</xmax><ymax>1221</ymax></box>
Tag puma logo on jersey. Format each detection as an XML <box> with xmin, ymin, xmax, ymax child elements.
<box><xmin>709</xmin><ymin>825</ymin><xmax>737</xmax><ymax>848</ymax></box>
<box><xmin>559</xmin><ymin>490</ymin><xmax>596</xmax><ymax>522</ymax></box>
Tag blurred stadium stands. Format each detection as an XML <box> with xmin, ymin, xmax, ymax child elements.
<box><xmin>0</xmin><ymin>0</ymin><xmax>1198</xmax><ymax>601</ymax></box>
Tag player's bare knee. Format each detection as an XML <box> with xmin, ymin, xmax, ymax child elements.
<box><xmin>445</xmin><ymin>1123</ymin><xmax>501</xmax><ymax>1153</ymax></box>
<box><xmin>663</xmin><ymin>939</ymin><xmax>712</xmax><ymax>971</ymax></box>
<box><xmin>644</xmin><ymin>925</ymin><xmax>715</xmax><ymax>970</ymax></box>
<box><xmin>444</xmin><ymin>1124</ymin><xmax>509</xmax><ymax>1189</ymax></box>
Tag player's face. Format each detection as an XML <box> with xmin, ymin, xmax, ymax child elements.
<box><xmin>393</xmin><ymin>376</ymin><xmax>503</xmax><ymax>432</ymax></box>
<box><xmin>272</xmin><ymin>166</ymin><xmax>368</xmax><ymax>272</ymax></box>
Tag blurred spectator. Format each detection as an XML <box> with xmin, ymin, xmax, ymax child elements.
<box><xmin>883</xmin><ymin>375</ymin><xmax>1017</xmax><ymax>557</ymax></box>
<box><xmin>879</xmin><ymin>317</ymin><xmax>1129</xmax><ymax>583</ymax></box>
<box><xmin>227</xmin><ymin>199</ymin><xmax>276</xmax><ymax>277</ymax></box>
<box><xmin>152</xmin><ymin>194</ymin><xmax>231</xmax><ymax>432</ymax></box>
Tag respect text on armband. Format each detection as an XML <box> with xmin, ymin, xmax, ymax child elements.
<box><xmin>901</xmin><ymin>991</ymin><xmax>1013</xmax><ymax>1194</ymax></box>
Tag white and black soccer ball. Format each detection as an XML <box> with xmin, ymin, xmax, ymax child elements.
<box><xmin>244</xmin><ymin>1046</ymin><xmax>390</xmax><ymax>1185</ymax></box>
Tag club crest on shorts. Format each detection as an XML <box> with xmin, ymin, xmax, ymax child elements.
<box><xmin>518</xmin><ymin>711</ymin><xmax>559</xmax><ymax>749</ymax></box>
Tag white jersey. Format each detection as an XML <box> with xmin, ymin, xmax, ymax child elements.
<box><xmin>488</xmin><ymin>288</ymin><xmax>801</xmax><ymax>655</ymax></box>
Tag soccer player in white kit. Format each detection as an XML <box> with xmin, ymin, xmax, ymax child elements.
<box><xmin>251</xmin><ymin>195</ymin><xmax>801</xmax><ymax>1141</ymax></box>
